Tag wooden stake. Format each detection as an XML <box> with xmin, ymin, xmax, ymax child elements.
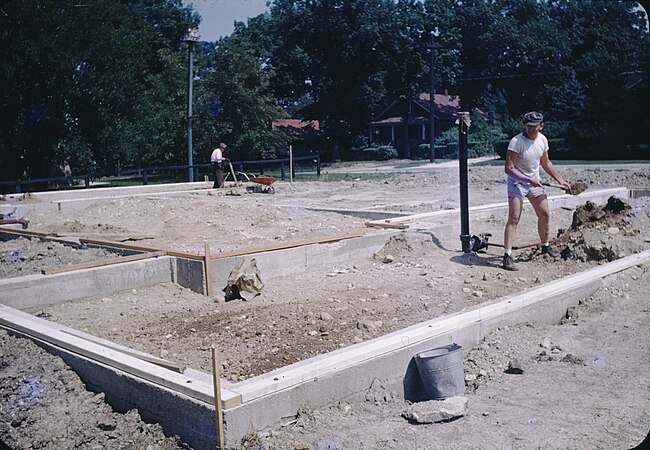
<box><xmin>204</xmin><ymin>243</ymin><xmax>213</xmax><ymax>297</ymax></box>
<box><xmin>289</xmin><ymin>144</ymin><xmax>293</xmax><ymax>183</ymax></box>
<box><xmin>211</xmin><ymin>344</ymin><xmax>225</xmax><ymax>449</ymax></box>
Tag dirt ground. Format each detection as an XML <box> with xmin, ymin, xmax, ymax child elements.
<box><xmin>1</xmin><ymin>162</ymin><xmax>649</xmax><ymax>449</ymax></box>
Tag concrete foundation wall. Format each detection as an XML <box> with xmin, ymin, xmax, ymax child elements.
<box><xmin>0</xmin><ymin>257</ymin><xmax>173</xmax><ymax>310</ymax></box>
<box><xmin>208</xmin><ymin>232</ymin><xmax>394</xmax><ymax>290</ymax></box>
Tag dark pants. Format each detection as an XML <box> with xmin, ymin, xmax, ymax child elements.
<box><xmin>213</xmin><ymin>162</ymin><xmax>224</xmax><ymax>188</ymax></box>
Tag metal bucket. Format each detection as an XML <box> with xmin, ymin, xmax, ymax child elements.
<box><xmin>415</xmin><ymin>343</ymin><xmax>464</xmax><ymax>400</ymax></box>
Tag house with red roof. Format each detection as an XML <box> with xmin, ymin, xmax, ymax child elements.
<box><xmin>271</xmin><ymin>119</ymin><xmax>322</xmax><ymax>156</ymax></box>
<box><xmin>369</xmin><ymin>92</ymin><xmax>463</xmax><ymax>157</ymax></box>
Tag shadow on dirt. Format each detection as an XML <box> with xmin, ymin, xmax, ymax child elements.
<box><xmin>449</xmin><ymin>251</ymin><xmax>503</xmax><ymax>268</ymax></box>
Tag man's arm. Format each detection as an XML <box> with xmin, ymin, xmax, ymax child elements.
<box><xmin>504</xmin><ymin>150</ymin><xmax>541</xmax><ymax>186</ymax></box>
<box><xmin>540</xmin><ymin>152</ymin><xmax>570</xmax><ymax>190</ymax></box>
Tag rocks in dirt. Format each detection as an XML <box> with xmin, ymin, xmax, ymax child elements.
<box><xmin>540</xmin><ymin>337</ymin><xmax>552</xmax><ymax>349</ymax></box>
<box><xmin>561</xmin><ymin>354</ymin><xmax>585</xmax><ymax>365</ymax></box>
<box><xmin>402</xmin><ymin>396</ymin><xmax>468</xmax><ymax>424</ymax></box>
<box><xmin>505</xmin><ymin>359</ymin><xmax>525</xmax><ymax>374</ymax></box>
<box><xmin>382</xmin><ymin>254</ymin><xmax>394</xmax><ymax>263</ymax></box>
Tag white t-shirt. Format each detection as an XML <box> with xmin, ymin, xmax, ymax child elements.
<box><xmin>507</xmin><ymin>132</ymin><xmax>548</xmax><ymax>181</ymax></box>
<box><xmin>210</xmin><ymin>148</ymin><xmax>223</xmax><ymax>163</ymax></box>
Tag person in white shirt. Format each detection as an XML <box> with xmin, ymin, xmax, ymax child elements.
<box><xmin>502</xmin><ymin>111</ymin><xmax>570</xmax><ymax>271</ymax></box>
<box><xmin>210</xmin><ymin>143</ymin><xmax>227</xmax><ymax>188</ymax></box>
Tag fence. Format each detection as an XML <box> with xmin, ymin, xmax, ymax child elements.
<box><xmin>0</xmin><ymin>155</ymin><xmax>321</xmax><ymax>194</ymax></box>
<box><xmin>0</xmin><ymin>175</ymin><xmax>92</xmax><ymax>194</ymax></box>
<box><xmin>118</xmin><ymin>155</ymin><xmax>321</xmax><ymax>186</ymax></box>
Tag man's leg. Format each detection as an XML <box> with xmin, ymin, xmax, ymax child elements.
<box><xmin>528</xmin><ymin>192</ymin><xmax>559</xmax><ymax>256</ymax></box>
<box><xmin>527</xmin><ymin>193</ymin><xmax>550</xmax><ymax>245</ymax></box>
<box><xmin>216</xmin><ymin>167</ymin><xmax>224</xmax><ymax>188</ymax></box>
<box><xmin>503</xmin><ymin>195</ymin><xmax>523</xmax><ymax>271</ymax></box>
<box><xmin>504</xmin><ymin>195</ymin><xmax>524</xmax><ymax>251</ymax></box>
<box><xmin>212</xmin><ymin>163</ymin><xmax>221</xmax><ymax>189</ymax></box>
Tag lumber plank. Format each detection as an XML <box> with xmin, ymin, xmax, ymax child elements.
<box><xmin>79</xmin><ymin>238</ymin><xmax>205</xmax><ymax>261</ymax></box>
<box><xmin>62</xmin><ymin>329</ymin><xmax>186</xmax><ymax>373</ymax></box>
<box><xmin>41</xmin><ymin>251</ymin><xmax>166</xmax><ymax>275</ymax></box>
<box><xmin>365</xmin><ymin>222</ymin><xmax>408</xmax><ymax>230</ymax></box>
<box><xmin>210</xmin><ymin>232</ymin><xmax>365</xmax><ymax>260</ymax></box>
<box><xmin>0</xmin><ymin>226</ymin><xmax>55</xmax><ymax>237</ymax></box>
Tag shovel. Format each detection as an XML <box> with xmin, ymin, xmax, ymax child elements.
<box><xmin>542</xmin><ymin>181</ymin><xmax>588</xmax><ymax>195</ymax></box>
<box><xmin>225</xmin><ymin>159</ymin><xmax>240</xmax><ymax>187</ymax></box>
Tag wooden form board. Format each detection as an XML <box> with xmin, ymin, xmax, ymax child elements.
<box><xmin>41</xmin><ymin>251</ymin><xmax>166</xmax><ymax>275</ymax></box>
<box><xmin>0</xmin><ymin>305</ymin><xmax>242</xmax><ymax>409</ymax></box>
<box><xmin>80</xmin><ymin>233</ymin><xmax>365</xmax><ymax>263</ymax></box>
<box><xmin>210</xmin><ymin>232</ymin><xmax>365</xmax><ymax>260</ymax></box>
<box><xmin>0</xmin><ymin>226</ymin><xmax>55</xmax><ymax>237</ymax></box>
<box><xmin>79</xmin><ymin>238</ymin><xmax>205</xmax><ymax>261</ymax></box>
<box><xmin>230</xmin><ymin>249</ymin><xmax>650</xmax><ymax>404</ymax></box>
<box><xmin>62</xmin><ymin>328</ymin><xmax>186</xmax><ymax>373</ymax></box>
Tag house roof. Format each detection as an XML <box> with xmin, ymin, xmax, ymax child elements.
<box><xmin>272</xmin><ymin>119</ymin><xmax>321</xmax><ymax>140</ymax></box>
<box><xmin>370</xmin><ymin>93</ymin><xmax>461</xmax><ymax>126</ymax></box>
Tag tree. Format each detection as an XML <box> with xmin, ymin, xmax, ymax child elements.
<box><xmin>266</xmin><ymin>0</ymin><xmax>434</xmax><ymax>161</ymax></box>
<box><xmin>0</xmin><ymin>0</ymin><xmax>197</xmax><ymax>180</ymax></box>
<box><xmin>192</xmin><ymin>15</ymin><xmax>289</xmax><ymax>162</ymax></box>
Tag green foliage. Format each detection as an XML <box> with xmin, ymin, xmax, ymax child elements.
<box><xmin>348</xmin><ymin>144</ymin><xmax>399</xmax><ymax>161</ymax></box>
<box><xmin>343</xmin><ymin>135</ymin><xmax>397</xmax><ymax>161</ymax></box>
<box><xmin>0</xmin><ymin>0</ymin><xmax>647</xmax><ymax>182</ymax></box>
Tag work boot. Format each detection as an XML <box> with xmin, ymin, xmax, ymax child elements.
<box><xmin>502</xmin><ymin>253</ymin><xmax>518</xmax><ymax>271</ymax></box>
<box><xmin>541</xmin><ymin>245</ymin><xmax>559</xmax><ymax>258</ymax></box>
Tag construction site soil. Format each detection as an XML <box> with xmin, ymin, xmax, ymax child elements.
<box><xmin>1</xmin><ymin>162</ymin><xmax>649</xmax><ymax>449</ymax></box>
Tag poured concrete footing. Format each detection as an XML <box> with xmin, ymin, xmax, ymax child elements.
<box><xmin>2</xmin><ymin>250</ymin><xmax>648</xmax><ymax>447</ymax></box>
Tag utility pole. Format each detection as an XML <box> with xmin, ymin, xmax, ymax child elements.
<box><xmin>183</xmin><ymin>28</ymin><xmax>200</xmax><ymax>182</ymax></box>
<box><xmin>427</xmin><ymin>31</ymin><xmax>436</xmax><ymax>163</ymax></box>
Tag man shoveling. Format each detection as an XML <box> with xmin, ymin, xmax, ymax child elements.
<box><xmin>502</xmin><ymin>111</ymin><xmax>571</xmax><ymax>271</ymax></box>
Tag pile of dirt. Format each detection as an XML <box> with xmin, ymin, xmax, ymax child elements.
<box><xmin>570</xmin><ymin>196</ymin><xmax>631</xmax><ymax>230</ymax></box>
<box><xmin>372</xmin><ymin>233</ymin><xmax>438</xmax><ymax>262</ymax></box>
<box><xmin>553</xmin><ymin>196</ymin><xmax>647</xmax><ymax>262</ymax></box>
<box><xmin>0</xmin><ymin>330</ymin><xmax>190</xmax><ymax>449</ymax></box>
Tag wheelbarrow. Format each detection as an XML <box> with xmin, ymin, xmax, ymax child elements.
<box><xmin>248</xmin><ymin>176</ymin><xmax>278</xmax><ymax>194</ymax></box>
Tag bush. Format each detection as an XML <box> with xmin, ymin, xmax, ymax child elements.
<box><xmin>348</xmin><ymin>143</ymin><xmax>398</xmax><ymax>161</ymax></box>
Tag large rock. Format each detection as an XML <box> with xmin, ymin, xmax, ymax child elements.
<box><xmin>402</xmin><ymin>396</ymin><xmax>468</xmax><ymax>424</ymax></box>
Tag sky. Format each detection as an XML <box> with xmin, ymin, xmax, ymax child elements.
<box><xmin>183</xmin><ymin>0</ymin><xmax>269</xmax><ymax>41</ymax></box>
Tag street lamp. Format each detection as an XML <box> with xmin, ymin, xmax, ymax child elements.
<box><xmin>183</xmin><ymin>27</ymin><xmax>200</xmax><ymax>182</ymax></box>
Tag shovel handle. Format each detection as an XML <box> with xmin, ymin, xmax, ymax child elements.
<box><xmin>542</xmin><ymin>181</ymin><xmax>567</xmax><ymax>190</ymax></box>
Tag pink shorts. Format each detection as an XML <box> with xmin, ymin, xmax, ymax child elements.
<box><xmin>507</xmin><ymin>178</ymin><xmax>546</xmax><ymax>199</ymax></box>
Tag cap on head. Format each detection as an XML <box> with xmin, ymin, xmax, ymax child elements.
<box><xmin>219</xmin><ymin>142</ymin><xmax>227</xmax><ymax>149</ymax></box>
<box><xmin>523</xmin><ymin>111</ymin><xmax>543</xmax><ymax>126</ymax></box>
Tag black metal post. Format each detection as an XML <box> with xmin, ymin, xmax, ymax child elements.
<box><xmin>458</xmin><ymin>112</ymin><xmax>471</xmax><ymax>253</ymax></box>
<box><xmin>428</xmin><ymin>31</ymin><xmax>436</xmax><ymax>163</ymax></box>
<box><xmin>186</xmin><ymin>40</ymin><xmax>194</xmax><ymax>182</ymax></box>
<box><xmin>182</xmin><ymin>28</ymin><xmax>200</xmax><ymax>183</ymax></box>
